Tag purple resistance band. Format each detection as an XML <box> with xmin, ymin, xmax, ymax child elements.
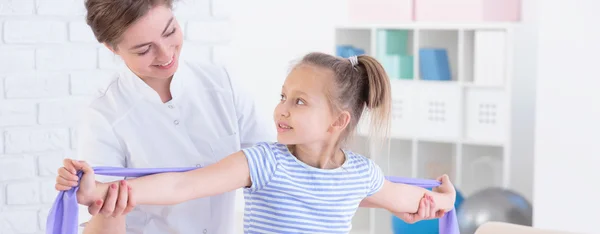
<box><xmin>46</xmin><ymin>166</ymin><xmax>460</xmax><ymax>234</ymax></box>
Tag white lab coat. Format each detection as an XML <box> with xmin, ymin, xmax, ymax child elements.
<box><xmin>76</xmin><ymin>59</ymin><xmax>275</xmax><ymax>234</ymax></box>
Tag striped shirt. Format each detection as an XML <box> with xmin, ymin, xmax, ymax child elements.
<box><xmin>241</xmin><ymin>142</ymin><xmax>385</xmax><ymax>234</ymax></box>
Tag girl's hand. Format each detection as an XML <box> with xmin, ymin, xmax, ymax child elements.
<box><xmin>432</xmin><ymin>174</ymin><xmax>456</xmax><ymax>212</ymax></box>
<box><xmin>55</xmin><ymin>159</ymin><xmax>97</xmax><ymax>205</ymax></box>
<box><xmin>394</xmin><ymin>194</ymin><xmax>445</xmax><ymax>224</ymax></box>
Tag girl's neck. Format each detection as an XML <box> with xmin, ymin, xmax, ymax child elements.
<box><xmin>290</xmin><ymin>142</ymin><xmax>346</xmax><ymax>169</ymax></box>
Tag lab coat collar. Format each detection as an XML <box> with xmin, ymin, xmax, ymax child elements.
<box><xmin>120</xmin><ymin>58</ymin><xmax>187</xmax><ymax>104</ymax></box>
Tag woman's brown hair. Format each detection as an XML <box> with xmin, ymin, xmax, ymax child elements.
<box><xmin>85</xmin><ymin>0</ymin><xmax>175</xmax><ymax>48</ymax></box>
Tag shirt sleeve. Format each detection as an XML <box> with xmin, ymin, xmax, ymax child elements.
<box><xmin>367</xmin><ymin>158</ymin><xmax>385</xmax><ymax>196</ymax></box>
<box><xmin>222</xmin><ymin>65</ymin><xmax>277</xmax><ymax>149</ymax></box>
<box><xmin>75</xmin><ymin>106</ymin><xmax>128</xmax><ymax>227</ymax></box>
<box><xmin>242</xmin><ymin>142</ymin><xmax>278</xmax><ymax>193</ymax></box>
<box><xmin>75</xmin><ymin>106</ymin><xmax>127</xmax><ymax>183</ymax></box>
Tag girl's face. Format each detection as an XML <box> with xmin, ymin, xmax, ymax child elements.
<box><xmin>274</xmin><ymin>65</ymin><xmax>347</xmax><ymax>145</ymax></box>
<box><xmin>110</xmin><ymin>4</ymin><xmax>183</xmax><ymax>81</ymax></box>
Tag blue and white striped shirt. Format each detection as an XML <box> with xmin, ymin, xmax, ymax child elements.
<box><xmin>241</xmin><ymin>142</ymin><xmax>385</xmax><ymax>234</ymax></box>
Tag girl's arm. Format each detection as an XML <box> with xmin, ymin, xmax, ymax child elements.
<box><xmin>363</xmin><ymin>176</ymin><xmax>455</xmax><ymax>215</ymax></box>
<box><xmin>84</xmin><ymin>151</ymin><xmax>251</xmax><ymax>206</ymax></box>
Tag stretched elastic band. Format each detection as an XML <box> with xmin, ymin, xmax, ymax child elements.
<box><xmin>46</xmin><ymin>167</ymin><xmax>459</xmax><ymax>234</ymax></box>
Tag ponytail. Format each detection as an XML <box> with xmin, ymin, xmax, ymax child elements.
<box><xmin>356</xmin><ymin>55</ymin><xmax>392</xmax><ymax>144</ymax></box>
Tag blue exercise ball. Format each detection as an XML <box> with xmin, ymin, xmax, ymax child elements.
<box><xmin>392</xmin><ymin>188</ymin><xmax>464</xmax><ymax>234</ymax></box>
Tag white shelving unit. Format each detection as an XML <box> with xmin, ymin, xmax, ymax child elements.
<box><xmin>335</xmin><ymin>23</ymin><xmax>515</xmax><ymax>234</ymax></box>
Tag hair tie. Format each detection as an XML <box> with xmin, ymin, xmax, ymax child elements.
<box><xmin>348</xmin><ymin>56</ymin><xmax>358</xmax><ymax>67</ymax></box>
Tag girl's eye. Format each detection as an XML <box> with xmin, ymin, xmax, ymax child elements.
<box><xmin>296</xmin><ymin>99</ymin><xmax>305</xmax><ymax>105</ymax></box>
<box><xmin>280</xmin><ymin>94</ymin><xmax>286</xmax><ymax>101</ymax></box>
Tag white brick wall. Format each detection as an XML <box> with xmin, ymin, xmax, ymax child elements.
<box><xmin>0</xmin><ymin>0</ymin><xmax>232</xmax><ymax>233</ymax></box>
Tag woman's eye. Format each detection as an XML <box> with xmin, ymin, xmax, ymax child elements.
<box><xmin>165</xmin><ymin>28</ymin><xmax>177</xmax><ymax>37</ymax></box>
<box><xmin>137</xmin><ymin>47</ymin><xmax>150</xmax><ymax>56</ymax></box>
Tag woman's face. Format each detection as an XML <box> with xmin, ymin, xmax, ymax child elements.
<box><xmin>110</xmin><ymin>4</ymin><xmax>183</xmax><ymax>81</ymax></box>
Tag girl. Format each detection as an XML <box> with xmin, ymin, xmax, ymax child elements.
<box><xmin>56</xmin><ymin>52</ymin><xmax>456</xmax><ymax>233</ymax></box>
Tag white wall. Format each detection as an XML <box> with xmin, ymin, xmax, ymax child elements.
<box><xmin>532</xmin><ymin>0</ymin><xmax>600</xmax><ymax>233</ymax></box>
<box><xmin>0</xmin><ymin>0</ymin><xmax>229</xmax><ymax>233</ymax></box>
<box><xmin>228</xmin><ymin>0</ymin><xmax>347</xmax><ymax>115</ymax></box>
<box><xmin>510</xmin><ymin>0</ymin><xmax>538</xmax><ymax>204</ymax></box>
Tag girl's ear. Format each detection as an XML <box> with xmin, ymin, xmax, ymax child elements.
<box><xmin>331</xmin><ymin>111</ymin><xmax>351</xmax><ymax>132</ymax></box>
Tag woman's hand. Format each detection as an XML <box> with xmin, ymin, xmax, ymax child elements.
<box><xmin>89</xmin><ymin>180</ymin><xmax>137</xmax><ymax>218</ymax></box>
<box><xmin>55</xmin><ymin>159</ymin><xmax>136</xmax><ymax>217</ymax></box>
<box><xmin>393</xmin><ymin>194</ymin><xmax>445</xmax><ymax>224</ymax></box>
<box><xmin>55</xmin><ymin>159</ymin><xmax>96</xmax><ymax>204</ymax></box>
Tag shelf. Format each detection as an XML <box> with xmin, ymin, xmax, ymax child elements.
<box><xmin>351</xmin><ymin>133</ymin><xmax>505</xmax><ymax>148</ymax></box>
<box><xmin>349</xmin><ymin>230</ymin><xmax>371</xmax><ymax>234</ymax></box>
<box><xmin>335</xmin><ymin>22</ymin><xmax>517</xmax><ymax>30</ymax></box>
<box><xmin>385</xmin><ymin>139</ymin><xmax>413</xmax><ymax>177</ymax></box>
<box><xmin>391</xmin><ymin>79</ymin><xmax>460</xmax><ymax>85</ymax></box>
<box><xmin>461</xmin><ymin>29</ymin><xmax>508</xmax><ymax>86</ymax></box>
<box><xmin>416</xmin><ymin>136</ymin><xmax>457</xmax><ymax>144</ymax></box>
<box><xmin>418</xmin><ymin>29</ymin><xmax>459</xmax><ymax>82</ymax></box>
<box><xmin>337</xmin><ymin>21</ymin><xmax>518</xmax><ymax>234</ymax></box>
<box><xmin>461</xmin><ymin>82</ymin><xmax>506</xmax><ymax>89</ymax></box>
<box><xmin>461</xmin><ymin>138</ymin><xmax>505</xmax><ymax>147</ymax></box>
<box><xmin>417</xmin><ymin>141</ymin><xmax>456</xmax><ymax>180</ymax></box>
<box><xmin>350</xmin><ymin>229</ymin><xmax>371</xmax><ymax>234</ymax></box>
<box><xmin>460</xmin><ymin>144</ymin><xmax>504</xmax><ymax>196</ymax></box>
<box><xmin>335</xmin><ymin>28</ymin><xmax>372</xmax><ymax>57</ymax></box>
<box><xmin>351</xmin><ymin>208</ymin><xmax>371</xmax><ymax>234</ymax></box>
<box><xmin>348</xmin><ymin>134</ymin><xmax>371</xmax><ymax>156</ymax></box>
<box><xmin>372</xmin><ymin>209</ymin><xmax>394</xmax><ymax>234</ymax></box>
<box><xmin>376</xmin><ymin>29</ymin><xmax>415</xmax><ymax>80</ymax></box>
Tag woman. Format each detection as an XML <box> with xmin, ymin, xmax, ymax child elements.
<box><xmin>61</xmin><ymin>0</ymin><xmax>440</xmax><ymax>233</ymax></box>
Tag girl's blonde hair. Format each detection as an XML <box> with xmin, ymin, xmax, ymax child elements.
<box><xmin>295</xmin><ymin>52</ymin><xmax>392</xmax><ymax>148</ymax></box>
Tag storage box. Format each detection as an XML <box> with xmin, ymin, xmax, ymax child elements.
<box><xmin>377</xmin><ymin>30</ymin><xmax>413</xmax><ymax>79</ymax></box>
<box><xmin>414</xmin><ymin>0</ymin><xmax>521</xmax><ymax>22</ymax></box>
<box><xmin>473</xmin><ymin>30</ymin><xmax>506</xmax><ymax>86</ymax></box>
<box><xmin>419</xmin><ymin>48</ymin><xmax>452</xmax><ymax>81</ymax></box>
<box><xmin>382</xmin><ymin>54</ymin><xmax>413</xmax><ymax>80</ymax></box>
<box><xmin>336</xmin><ymin>45</ymin><xmax>365</xmax><ymax>58</ymax></box>
<box><xmin>348</xmin><ymin>0</ymin><xmax>414</xmax><ymax>23</ymax></box>
<box><xmin>390</xmin><ymin>81</ymin><xmax>417</xmax><ymax>137</ymax></box>
<box><xmin>465</xmin><ymin>89</ymin><xmax>507</xmax><ymax>143</ymax></box>
<box><xmin>377</xmin><ymin>30</ymin><xmax>410</xmax><ymax>56</ymax></box>
<box><xmin>415</xmin><ymin>83</ymin><xmax>461</xmax><ymax>139</ymax></box>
